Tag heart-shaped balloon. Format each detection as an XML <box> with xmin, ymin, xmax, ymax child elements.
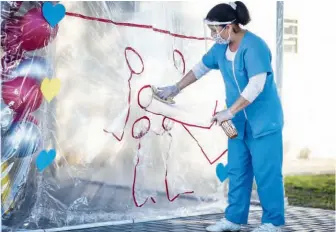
<box><xmin>42</xmin><ymin>2</ymin><xmax>66</xmax><ymax>28</ymax></box>
<box><xmin>216</xmin><ymin>163</ymin><xmax>229</xmax><ymax>182</ymax></box>
<box><xmin>36</xmin><ymin>149</ymin><xmax>56</xmax><ymax>172</ymax></box>
<box><xmin>40</xmin><ymin>78</ymin><xmax>61</xmax><ymax>103</ymax></box>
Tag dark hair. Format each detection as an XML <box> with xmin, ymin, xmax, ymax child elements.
<box><xmin>206</xmin><ymin>1</ymin><xmax>251</xmax><ymax>26</ymax></box>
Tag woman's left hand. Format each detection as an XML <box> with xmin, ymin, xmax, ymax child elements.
<box><xmin>211</xmin><ymin>109</ymin><xmax>234</xmax><ymax>125</ymax></box>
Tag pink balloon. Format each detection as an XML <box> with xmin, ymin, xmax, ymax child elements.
<box><xmin>20</xmin><ymin>7</ymin><xmax>58</xmax><ymax>51</ymax></box>
<box><xmin>2</xmin><ymin>76</ymin><xmax>43</xmax><ymax>114</ymax></box>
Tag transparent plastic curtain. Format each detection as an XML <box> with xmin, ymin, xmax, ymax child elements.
<box><xmin>1</xmin><ymin>1</ymin><xmax>280</xmax><ymax>231</ymax></box>
<box><xmin>1</xmin><ymin>0</ymin><xmax>57</xmax><ymax>230</ymax></box>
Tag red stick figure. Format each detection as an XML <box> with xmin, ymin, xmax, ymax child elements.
<box><xmin>104</xmin><ymin>47</ymin><xmax>227</xmax><ymax>207</ymax></box>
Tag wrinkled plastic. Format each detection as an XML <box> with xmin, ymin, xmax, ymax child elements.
<box><xmin>0</xmin><ymin>1</ymin><xmax>288</xmax><ymax>231</ymax></box>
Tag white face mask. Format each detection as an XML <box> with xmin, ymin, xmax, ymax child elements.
<box><xmin>212</xmin><ymin>26</ymin><xmax>231</xmax><ymax>44</ymax></box>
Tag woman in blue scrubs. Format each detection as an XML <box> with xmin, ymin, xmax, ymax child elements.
<box><xmin>157</xmin><ymin>1</ymin><xmax>285</xmax><ymax>232</ymax></box>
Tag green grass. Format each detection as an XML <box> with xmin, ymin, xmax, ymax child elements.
<box><xmin>284</xmin><ymin>174</ymin><xmax>335</xmax><ymax>210</ymax></box>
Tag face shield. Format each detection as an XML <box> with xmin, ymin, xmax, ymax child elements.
<box><xmin>203</xmin><ymin>19</ymin><xmax>236</xmax><ymax>45</ymax></box>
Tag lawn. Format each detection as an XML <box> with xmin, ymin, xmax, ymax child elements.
<box><xmin>284</xmin><ymin>174</ymin><xmax>335</xmax><ymax>210</ymax></box>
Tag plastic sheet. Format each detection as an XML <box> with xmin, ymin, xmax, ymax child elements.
<box><xmin>0</xmin><ymin>1</ymin><xmax>279</xmax><ymax>231</ymax></box>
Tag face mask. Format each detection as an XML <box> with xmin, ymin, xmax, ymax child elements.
<box><xmin>212</xmin><ymin>27</ymin><xmax>231</xmax><ymax>44</ymax></box>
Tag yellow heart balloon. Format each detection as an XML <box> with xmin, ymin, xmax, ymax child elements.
<box><xmin>41</xmin><ymin>78</ymin><xmax>61</xmax><ymax>103</ymax></box>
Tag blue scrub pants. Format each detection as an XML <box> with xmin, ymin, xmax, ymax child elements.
<box><xmin>224</xmin><ymin>122</ymin><xmax>285</xmax><ymax>226</ymax></box>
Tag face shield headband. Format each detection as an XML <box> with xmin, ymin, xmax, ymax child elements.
<box><xmin>203</xmin><ymin>19</ymin><xmax>236</xmax><ymax>26</ymax></box>
<box><xmin>203</xmin><ymin>19</ymin><xmax>236</xmax><ymax>34</ymax></box>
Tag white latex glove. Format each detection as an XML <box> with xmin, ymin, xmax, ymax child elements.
<box><xmin>211</xmin><ymin>109</ymin><xmax>234</xmax><ymax>125</ymax></box>
<box><xmin>157</xmin><ymin>85</ymin><xmax>180</xmax><ymax>100</ymax></box>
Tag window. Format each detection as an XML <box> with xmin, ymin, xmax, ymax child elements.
<box><xmin>284</xmin><ymin>18</ymin><xmax>298</xmax><ymax>54</ymax></box>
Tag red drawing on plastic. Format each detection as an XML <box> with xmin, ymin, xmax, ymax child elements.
<box><xmin>64</xmin><ymin>12</ymin><xmax>228</xmax><ymax>206</ymax></box>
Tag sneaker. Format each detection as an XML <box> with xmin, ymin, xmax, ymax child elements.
<box><xmin>206</xmin><ymin>218</ymin><xmax>241</xmax><ymax>232</ymax></box>
<box><xmin>252</xmin><ymin>223</ymin><xmax>282</xmax><ymax>232</ymax></box>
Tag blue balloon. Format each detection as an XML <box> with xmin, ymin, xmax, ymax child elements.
<box><xmin>1</xmin><ymin>121</ymin><xmax>42</xmax><ymax>162</ymax></box>
<box><xmin>9</xmin><ymin>56</ymin><xmax>53</xmax><ymax>81</ymax></box>
<box><xmin>216</xmin><ymin>163</ymin><xmax>229</xmax><ymax>183</ymax></box>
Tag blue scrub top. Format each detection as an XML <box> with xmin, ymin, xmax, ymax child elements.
<box><xmin>202</xmin><ymin>31</ymin><xmax>284</xmax><ymax>139</ymax></box>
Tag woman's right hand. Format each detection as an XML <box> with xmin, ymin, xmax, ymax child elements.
<box><xmin>156</xmin><ymin>70</ymin><xmax>198</xmax><ymax>100</ymax></box>
<box><xmin>157</xmin><ymin>85</ymin><xmax>180</xmax><ymax>100</ymax></box>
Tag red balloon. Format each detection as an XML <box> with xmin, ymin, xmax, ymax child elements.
<box><xmin>20</xmin><ymin>7</ymin><xmax>58</xmax><ymax>51</ymax></box>
<box><xmin>2</xmin><ymin>76</ymin><xmax>43</xmax><ymax>114</ymax></box>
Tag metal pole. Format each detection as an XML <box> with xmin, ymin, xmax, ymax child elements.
<box><xmin>276</xmin><ymin>1</ymin><xmax>284</xmax><ymax>99</ymax></box>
